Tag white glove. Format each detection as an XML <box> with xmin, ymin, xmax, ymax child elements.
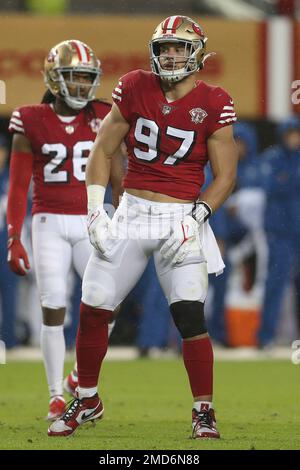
<box><xmin>87</xmin><ymin>206</ymin><xmax>112</xmax><ymax>255</ymax></box>
<box><xmin>160</xmin><ymin>215</ymin><xmax>201</xmax><ymax>264</ymax></box>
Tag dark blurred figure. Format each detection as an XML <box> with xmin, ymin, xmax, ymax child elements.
<box><xmin>258</xmin><ymin>116</ymin><xmax>300</xmax><ymax>347</ymax></box>
<box><xmin>207</xmin><ymin>122</ymin><xmax>263</xmax><ymax>345</ymax></box>
<box><xmin>0</xmin><ymin>135</ymin><xmax>19</xmax><ymax>348</ymax></box>
<box><xmin>135</xmin><ymin>256</ymin><xmax>173</xmax><ymax>357</ymax></box>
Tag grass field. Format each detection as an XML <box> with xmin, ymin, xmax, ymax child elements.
<box><xmin>0</xmin><ymin>359</ymin><xmax>299</xmax><ymax>450</ymax></box>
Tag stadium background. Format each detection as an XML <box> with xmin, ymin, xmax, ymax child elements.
<box><xmin>1</xmin><ymin>1</ymin><xmax>299</xmax><ymax>349</ymax></box>
<box><xmin>0</xmin><ymin>0</ymin><xmax>300</xmax><ymax>451</ymax></box>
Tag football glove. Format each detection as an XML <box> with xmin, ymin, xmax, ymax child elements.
<box><xmin>87</xmin><ymin>206</ymin><xmax>112</xmax><ymax>255</ymax></box>
<box><xmin>160</xmin><ymin>215</ymin><xmax>201</xmax><ymax>264</ymax></box>
<box><xmin>7</xmin><ymin>237</ymin><xmax>30</xmax><ymax>276</ymax></box>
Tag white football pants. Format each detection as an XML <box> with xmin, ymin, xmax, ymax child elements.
<box><xmin>32</xmin><ymin>213</ymin><xmax>91</xmax><ymax>309</ymax></box>
<box><xmin>82</xmin><ymin>193</ymin><xmax>224</xmax><ymax>310</ymax></box>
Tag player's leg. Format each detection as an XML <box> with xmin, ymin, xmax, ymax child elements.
<box><xmin>72</xmin><ymin>217</ymin><xmax>116</xmax><ymax>336</ymax></box>
<box><xmin>64</xmin><ymin>216</ymin><xmax>117</xmax><ymax>397</ymax></box>
<box><xmin>155</xmin><ymin>251</ymin><xmax>220</xmax><ymax>439</ymax></box>
<box><xmin>32</xmin><ymin>213</ymin><xmax>72</xmax><ymax>420</ymax></box>
<box><xmin>63</xmin><ymin>217</ymin><xmax>92</xmax><ymax>397</ymax></box>
<box><xmin>48</xmin><ymin>238</ymin><xmax>149</xmax><ymax>436</ymax></box>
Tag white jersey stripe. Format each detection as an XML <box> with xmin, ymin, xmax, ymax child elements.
<box><xmin>118</xmin><ymin>81</ymin><xmax>123</xmax><ymax>86</ymax></box>
<box><xmin>10</xmin><ymin>117</ymin><xmax>23</xmax><ymax>126</ymax></box>
<box><xmin>220</xmin><ymin>112</ymin><xmax>236</xmax><ymax>118</ymax></box>
<box><xmin>113</xmin><ymin>87</ymin><xmax>122</xmax><ymax>95</ymax></box>
<box><xmin>115</xmin><ymin>87</ymin><xmax>122</xmax><ymax>93</ymax></box>
<box><xmin>9</xmin><ymin>123</ymin><xmax>24</xmax><ymax>133</ymax></box>
<box><xmin>12</xmin><ymin>110</ymin><xmax>21</xmax><ymax>118</ymax></box>
<box><xmin>222</xmin><ymin>106</ymin><xmax>234</xmax><ymax>111</ymax></box>
<box><xmin>218</xmin><ymin>117</ymin><xmax>237</xmax><ymax>124</ymax></box>
<box><xmin>112</xmin><ymin>93</ymin><xmax>121</xmax><ymax>101</ymax></box>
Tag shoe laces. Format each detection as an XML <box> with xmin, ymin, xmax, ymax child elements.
<box><xmin>62</xmin><ymin>398</ymin><xmax>82</xmax><ymax>422</ymax></box>
<box><xmin>192</xmin><ymin>409</ymin><xmax>213</xmax><ymax>436</ymax></box>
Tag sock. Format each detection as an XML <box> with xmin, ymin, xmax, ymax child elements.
<box><xmin>76</xmin><ymin>302</ymin><xmax>112</xmax><ymax>392</ymax></box>
<box><xmin>182</xmin><ymin>336</ymin><xmax>214</xmax><ymax>399</ymax></box>
<box><xmin>77</xmin><ymin>386</ymin><xmax>98</xmax><ymax>399</ymax></box>
<box><xmin>72</xmin><ymin>317</ymin><xmax>113</xmax><ymax>381</ymax></box>
<box><xmin>40</xmin><ymin>324</ymin><xmax>65</xmax><ymax>398</ymax></box>
<box><xmin>193</xmin><ymin>401</ymin><xmax>213</xmax><ymax>412</ymax></box>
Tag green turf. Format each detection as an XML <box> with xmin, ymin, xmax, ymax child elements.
<box><xmin>0</xmin><ymin>359</ymin><xmax>299</xmax><ymax>450</ymax></box>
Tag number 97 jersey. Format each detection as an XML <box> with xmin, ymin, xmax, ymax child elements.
<box><xmin>113</xmin><ymin>70</ymin><xmax>237</xmax><ymax>201</ymax></box>
<box><xmin>8</xmin><ymin>101</ymin><xmax>111</xmax><ymax>215</ymax></box>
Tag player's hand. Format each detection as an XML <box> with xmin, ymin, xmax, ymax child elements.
<box><xmin>160</xmin><ymin>215</ymin><xmax>201</xmax><ymax>264</ymax></box>
<box><xmin>7</xmin><ymin>237</ymin><xmax>30</xmax><ymax>276</ymax></box>
<box><xmin>87</xmin><ymin>206</ymin><xmax>112</xmax><ymax>255</ymax></box>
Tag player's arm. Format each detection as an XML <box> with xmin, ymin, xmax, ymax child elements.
<box><xmin>109</xmin><ymin>144</ymin><xmax>126</xmax><ymax>209</ymax></box>
<box><xmin>85</xmin><ymin>103</ymin><xmax>129</xmax><ymax>253</ymax></box>
<box><xmin>193</xmin><ymin>125</ymin><xmax>238</xmax><ymax>223</ymax></box>
<box><xmin>86</xmin><ymin>103</ymin><xmax>129</xmax><ymax>189</ymax></box>
<box><xmin>7</xmin><ymin>133</ymin><xmax>33</xmax><ymax>275</ymax></box>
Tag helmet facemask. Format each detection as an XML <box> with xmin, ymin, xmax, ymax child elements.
<box><xmin>150</xmin><ymin>37</ymin><xmax>206</xmax><ymax>83</ymax></box>
<box><xmin>46</xmin><ymin>66</ymin><xmax>101</xmax><ymax>110</ymax></box>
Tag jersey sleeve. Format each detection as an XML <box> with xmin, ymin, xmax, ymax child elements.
<box><xmin>207</xmin><ymin>87</ymin><xmax>237</xmax><ymax>136</ymax></box>
<box><xmin>112</xmin><ymin>70</ymin><xmax>139</xmax><ymax>123</ymax></box>
<box><xmin>8</xmin><ymin>107</ymin><xmax>27</xmax><ymax>136</ymax></box>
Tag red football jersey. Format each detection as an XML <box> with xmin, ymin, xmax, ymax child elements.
<box><xmin>8</xmin><ymin>101</ymin><xmax>111</xmax><ymax>215</ymax></box>
<box><xmin>112</xmin><ymin>70</ymin><xmax>237</xmax><ymax>200</ymax></box>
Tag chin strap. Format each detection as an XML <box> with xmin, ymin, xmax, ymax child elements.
<box><xmin>201</xmin><ymin>52</ymin><xmax>216</xmax><ymax>68</ymax></box>
<box><xmin>64</xmin><ymin>96</ymin><xmax>88</xmax><ymax>110</ymax></box>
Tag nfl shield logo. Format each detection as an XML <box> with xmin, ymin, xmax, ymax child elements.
<box><xmin>189</xmin><ymin>108</ymin><xmax>207</xmax><ymax>124</ymax></box>
<box><xmin>65</xmin><ymin>125</ymin><xmax>74</xmax><ymax>134</ymax></box>
<box><xmin>161</xmin><ymin>105</ymin><xmax>172</xmax><ymax>116</ymax></box>
<box><xmin>90</xmin><ymin>118</ymin><xmax>102</xmax><ymax>133</ymax></box>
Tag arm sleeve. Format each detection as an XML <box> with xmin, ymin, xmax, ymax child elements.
<box><xmin>6</xmin><ymin>151</ymin><xmax>33</xmax><ymax>238</ymax></box>
<box><xmin>207</xmin><ymin>87</ymin><xmax>237</xmax><ymax>136</ymax></box>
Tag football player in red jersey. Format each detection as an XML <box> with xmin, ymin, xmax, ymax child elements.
<box><xmin>49</xmin><ymin>17</ymin><xmax>238</xmax><ymax>438</ymax></box>
<box><xmin>7</xmin><ymin>40</ymin><xmax>123</xmax><ymax>421</ymax></box>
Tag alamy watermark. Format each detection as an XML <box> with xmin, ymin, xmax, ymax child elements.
<box><xmin>291</xmin><ymin>340</ymin><xmax>300</xmax><ymax>365</ymax></box>
<box><xmin>0</xmin><ymin>340</ymin><xmax>6</xmax><ymax>364</ymax></box>
<box><xmin>291</xmin><ymin>80</ymin><xmax>300</xmax><ymax>105</ymax></box>
<box><xmin>0</xmin><ymin>80</ymin><xmax>6</xmax><ymax>104</ymax></box>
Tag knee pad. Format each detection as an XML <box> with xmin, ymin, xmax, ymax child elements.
<box><xmin>82</xmin><ymin>280</ymin><xmax>110</xmax><ymax>308</ymax></box>
<box><xmin>170</xmin><ymin>301</ymin><xmax>207</xmax><ymax>339</ymax></box>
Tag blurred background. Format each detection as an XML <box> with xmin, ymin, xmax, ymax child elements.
<box><xmin>1</xmin><ymin>0</ymin><xmax>300</xmax><ymax>357</ymax></box>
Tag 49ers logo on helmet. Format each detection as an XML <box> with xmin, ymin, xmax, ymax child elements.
<box><xmin>192</xmin><ymin>23</ymin><xmax>204</xmax><ymax>37</ymax></box>
<box><xmin>47</xmin><ymin>49</ymin><xmax>57</xmax><ymax>63</ymax></box>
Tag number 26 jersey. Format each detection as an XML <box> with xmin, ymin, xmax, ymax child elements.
<box><xmin>8</xmin><ymin>101</ymin><xmax>111</xmax><ymax>215</ymax></box>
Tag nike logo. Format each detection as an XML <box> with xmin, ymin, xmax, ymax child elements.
<box><xmin>81</xmin><ymin>409</ymin><xmax>96</xmax><ymax>421</ymax></box>
<box><xmin>87</xmin><ymin>210</ymin><xmax>100</xmax><ymax>228</ymax></box>
<box><xmin>181</xmin><ymin>223</ymin><xmax>192</xmax><ymax>244</ymax></box>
